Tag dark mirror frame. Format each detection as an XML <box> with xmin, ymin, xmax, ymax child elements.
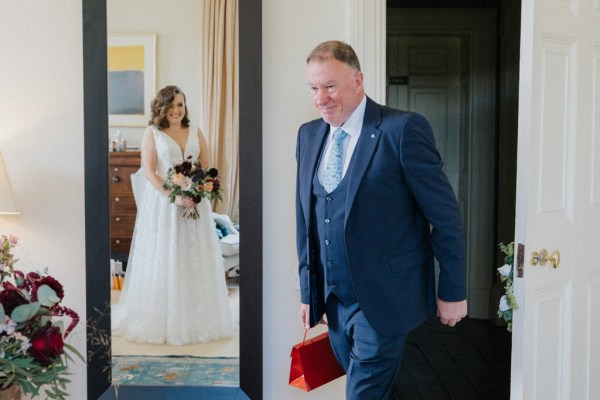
<box><xmin>83</xmin><ymin>1</ymin><xmax>262</xmax><ymax>399</ymax></box>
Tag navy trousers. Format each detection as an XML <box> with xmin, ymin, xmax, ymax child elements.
<box><xmin>326</xmin><ymin>295</ymin><xmax>407</xmax><ymax>400</ymax></box>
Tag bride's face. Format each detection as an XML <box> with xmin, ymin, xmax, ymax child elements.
<box><xmin>166</xmin><ymin>93</ymin><xmax>186</xmax><ymax>127</ymax></box>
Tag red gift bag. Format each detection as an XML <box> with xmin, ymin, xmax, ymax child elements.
<box><xmin>289</xmin><ymin>329</ymin><xmax>346</xmax><ymax>391</ymax></box>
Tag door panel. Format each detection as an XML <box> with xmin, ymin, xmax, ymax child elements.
<box><xmin>513</xmin><ymin>0</ymin><xmax>600</xmax><ymax>398</ymax></box>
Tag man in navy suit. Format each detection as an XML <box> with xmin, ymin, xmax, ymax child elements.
<box><xmin>296</xmin><ymin>40</ymin><xmax>468</xmax><ymax>399</ymax></box>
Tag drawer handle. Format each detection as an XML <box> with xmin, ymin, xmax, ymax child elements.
<box><xmin>115</xmin><ymin>240</ymin><xmax>121</xmax><ymax>244</ymax></box>
<box><xmin>115</xmin><ymin>197</ymin><xmax>120</xmax><ymax>202</ymax></box>
<box><xmin>115</xmin><ymin>217</ymin><xmax>121</xmax><ymax>222</ymax></box>
<box><xmin>112</xmin><ymin>176</ymin><xmax>121</xmax><ymax>183</ymax></box>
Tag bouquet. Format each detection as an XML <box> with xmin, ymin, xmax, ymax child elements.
<box><xmin>162</xmin><ymin>155</ymin><xmax>223</xmax><ymax>219</ymax></box>
<box><xmin>497</xmin><ymin>241</ymin><xmax>519</xmax><ymax>332</ymax></box>
<box><xmin>0</xmin><ymin>234</ymin><xmax>83</xmax><ymax>399</ymax></box>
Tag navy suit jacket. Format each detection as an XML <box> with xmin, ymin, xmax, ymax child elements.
<box><xmin>296</xmin><ymin>97</ymin><xmax>466</xmax><ymax>337</ymax></box>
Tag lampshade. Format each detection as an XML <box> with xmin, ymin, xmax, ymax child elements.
<box><xmin>0</xmin><ymin>151</ymin><xmax>19</xmax><ymax>214</ymax></box>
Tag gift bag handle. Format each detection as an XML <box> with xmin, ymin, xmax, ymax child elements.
<box><xmin>302</xmin><ymin>321</ymin><xmax>328</xmax><ymax>346</ymax></box>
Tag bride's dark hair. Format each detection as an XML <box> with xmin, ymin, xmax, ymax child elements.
<box><xmin>149</xmin><ymin>85</ymin><xmax>191</xmax><ymax>129</ymax></box>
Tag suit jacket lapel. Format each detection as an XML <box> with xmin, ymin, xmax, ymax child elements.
<box><xmin>345</xmin><ymin>98</ymin><xmax>382</xmax><ymax>224</ymax></box>
<box><xmin>301</xmin><ymin>123</ymin><xmax>328</xmax><ymax>227</ymax></box>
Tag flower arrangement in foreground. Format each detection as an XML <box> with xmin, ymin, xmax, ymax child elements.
<box><xmin>0</xmin><ymin>234</ymin><xmax>83</xmax><ymax>399</ymax></box>
<box><xmin>497</xmin><ymin>241</ymin><xmax>519</xmax><ymax>332</ymax></box>
<box><xmin>162</xmin><ymin>155</ymin><xmax>223</xmax><ymax>219</ymax></box>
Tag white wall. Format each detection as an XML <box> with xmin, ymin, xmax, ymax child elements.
<box><xmin>262</xmin><ymin>1</ymin><xmax>350</xmax><ymax>398</ymax></box>
<box><xmin>0</xmin><ymin>1</ymin><xmax>87</xmax><ymax>398</ymax></box>
<box><xmin>107</xmin><ymin>0</ymin><xmax>203</xmax><ymax>149</ymax></box>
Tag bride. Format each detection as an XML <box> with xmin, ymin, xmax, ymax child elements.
<box><xmin>112</xmin><ymin>85</ymin><xmax>233</xmax><ymax>345</ymax></box>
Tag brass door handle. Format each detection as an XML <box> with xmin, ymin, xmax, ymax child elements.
<box><xmin>531</xmin><ymin>248</ymin><xmax>560</xmax><ymax>268</ymax></box>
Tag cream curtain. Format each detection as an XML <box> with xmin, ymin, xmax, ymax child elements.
<box><xmin>201</xmin><ymin>0</ymin><xmax>239</xmax><ymax>220</ymax></box>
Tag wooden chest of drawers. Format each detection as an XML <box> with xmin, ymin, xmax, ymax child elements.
<box><xmin>109</xmin><ymin>151</ymin><xmax>141</xmax><ymax>256</ymax></box>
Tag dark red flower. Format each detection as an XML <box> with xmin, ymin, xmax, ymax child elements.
<box><xmin>28</xmin><ymin>323</ymin><xmax>64</xmax><ymax>366</ymax></box>
<box><xmin>26</xmin><ymin>271</ymin><xmax>41</xmax><ymax>282</ymax></box>
<box><xmin>194</xmin><ymin>168</ymin><xmax>206</xmax><ymax>180</ymax></box>
<box><xmin>30</xmin><ymin>276</ymin><xmax>64</xmax><ymax>303</ymax></box>
<box><xmin>0</xmin><ymin>283</ymin><xmax>27</xmax><ymax>316</ymax></box>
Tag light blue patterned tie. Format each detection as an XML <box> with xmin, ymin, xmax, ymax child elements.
<box><xmin>322</xmin><ymin>128</ymin><xmax>348</xmax><ymax>193</ymax></box>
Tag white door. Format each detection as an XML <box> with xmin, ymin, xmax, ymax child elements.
<box><xmin>511</xmin><ymin>1</ymin><xmax>600</xmax><ymax>399</ymax></box>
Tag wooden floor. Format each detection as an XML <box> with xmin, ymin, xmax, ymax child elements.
<box><xmin>392</xmin><ymin>317</ymin><xmax>512</xmax><ymax>400</ymax></box>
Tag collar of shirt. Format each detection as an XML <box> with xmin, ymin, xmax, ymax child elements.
<box><xmin>319</xmin><ymin>95</ymin><xmax>367</xmax><ymax>180</ymax></box>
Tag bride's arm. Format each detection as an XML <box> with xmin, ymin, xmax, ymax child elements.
<box><xmin>197</xmin><ymin>128</ymin><xmax>212</xmax><ymax>167</ymax></box>
<box><xmin>141</xmin><ymin>126</ymin><xmax>192</xmax><ymax>207</ymax></box>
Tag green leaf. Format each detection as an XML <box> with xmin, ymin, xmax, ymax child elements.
<box><xmin>11</xmin><ymin>302</ymin><xmax>40</xmax><ymax>323</ymax></box>
<box><xmin>37</xmin><ymin>284</ymin><xmax>60</xmax><ymax>307</ymax></box>
<box><xmin>0</xmin><ymin>303</ymin><xmax>5</xmax><ymax>320</ymax></box>
<box><xmin>63</xmin><ymin>343</ymin><xmax>86</xmax><ymax>363</ymax></box>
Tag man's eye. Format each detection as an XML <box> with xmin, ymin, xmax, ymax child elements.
<box><xmin>326</xmin><ymin>85</ymin><xmax>335</xmax><ymax>91</ymax></box>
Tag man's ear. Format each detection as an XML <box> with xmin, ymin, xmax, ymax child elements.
<box><xmin>354</xmin><ymin>71</ymin><xmax>364</xmax><ymax>91</ymax></box>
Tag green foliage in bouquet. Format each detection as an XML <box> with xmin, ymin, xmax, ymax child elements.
<box><xmin>0</xmin><ymin>234</ymin><xmax>84</xmax><ymax>399</ymax></box>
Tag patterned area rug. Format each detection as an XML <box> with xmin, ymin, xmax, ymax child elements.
<box><xmin>112</xmin><ymin>356</ymin><xmax>239</xmax><ymax>386</ymax></box>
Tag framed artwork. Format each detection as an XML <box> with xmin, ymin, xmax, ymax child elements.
<box><xmin>107</xmin><ymin>33</ymin><xmax>156</xmax><ymax>126</ymax></box>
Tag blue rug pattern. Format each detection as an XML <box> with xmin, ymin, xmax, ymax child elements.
<box><xmin>112</xmin><ymin>356</ymin><xmax>239</xmax><ymax>387</ymax></box>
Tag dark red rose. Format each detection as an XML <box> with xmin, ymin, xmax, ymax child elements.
<box><xmin>0</xmin><ymin>283</ymin><xmax>27</xmax><ymax>316</ymax></box>
<box><xmin>29</xmin><ymin>323</ymin><xmax>64</xmax><ymax>366</ymax></box>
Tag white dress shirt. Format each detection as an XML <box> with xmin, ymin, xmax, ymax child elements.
<box><xmin>318</xmin><ymin>95</ymin><xmax>367</xmax><ymax>183</ymax></box>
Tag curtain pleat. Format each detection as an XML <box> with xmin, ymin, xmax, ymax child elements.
<box><xmin>201</xmin><ymin>0</ymin><xmax>239</xmax><ymax>221</ymax></box>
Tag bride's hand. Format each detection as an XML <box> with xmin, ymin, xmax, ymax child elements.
<box><xmin>175</xmin><ymin>195</ymin><xmax>196</xmax><ymax>208</ymax></box>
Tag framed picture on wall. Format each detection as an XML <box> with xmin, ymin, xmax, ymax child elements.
<box><xmin>107</xmin><ymin>33</ymin><xmax>156</xmax><ymax>127</ymax></box>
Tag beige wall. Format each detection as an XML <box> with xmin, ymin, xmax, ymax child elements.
<box><xmin>0</xmin><ymin>1</ymin><xmax>87</xmax><ymax>398</ymax></box>
<box><xmin>262</xmin><ymin>0</ymin><xmax>351</xmax><ymax>398</ymax></box>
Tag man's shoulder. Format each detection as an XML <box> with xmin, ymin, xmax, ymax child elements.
<box><xmin>365</xmin><ymin>97</ymin><xmax>415</xmax><ymax>122</ymax></box>
<box><xmin>374</xmin><ymin>103</ymin><xmax>429</xmax><ymax>128</ymax></box>
<box><xmin>299</xmin><ymin>117</ymin><xmax>325</xmax><ymax>130</ymax></box>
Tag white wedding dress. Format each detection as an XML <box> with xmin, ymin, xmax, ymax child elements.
<box><xmin>112</xmin><ymin>125</ymin><xmax>233</xmax><ymax>345</ymax></box>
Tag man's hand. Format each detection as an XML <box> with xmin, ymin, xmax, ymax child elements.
<box><xmin>436</xmin><ymin>298</ymin><xmax>467</xmax><ymax>327</ymax></box>
<box><xmin>299</xmin><ymin>304</ymin><xmax>311</xmax><ymax>330</ymax></box>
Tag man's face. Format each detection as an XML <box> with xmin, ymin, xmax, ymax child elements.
<box><xmin>307</xmin><ymin>58</ymin><xmax>363</xmax><ymax>127</ymax></box>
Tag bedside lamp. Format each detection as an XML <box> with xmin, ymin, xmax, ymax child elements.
<box><xmin>0</xmin><ymin>152</ymin><xmax>19</xmax><ymax>215</ymax></box>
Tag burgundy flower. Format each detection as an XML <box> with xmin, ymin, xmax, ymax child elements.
<box><xmin>0</xmin><ymin>283</ymin><xmax>27</xmax><ymax>316</ymax></box>
<box><xmin>28</xmin><ymin>323</ymin><xmax>64</xmax><ymax>366</ymax></box>
<box><xmin>52</xmin><ymin>305</ymin><xmax>80</xmax><ymax>338</ymax></box>
<box><xmin>30</xmin><ymin>276</ymin><xmax>64</xmax><ymax>303</ymax></box>
<box><xmin>26</xmin><ymin>271</ymin><xmax>41</xmax><ymax>282</ymax></box>
<box><xmin>194</xmin><ymin>168</ymin><xmax>206</xmax><ymax>180</ymax></box>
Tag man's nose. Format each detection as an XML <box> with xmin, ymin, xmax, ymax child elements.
<box><xmin>315</xmin><ymin>88</ymin><xmax>328</xmax><ymax>105</ymax></box>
